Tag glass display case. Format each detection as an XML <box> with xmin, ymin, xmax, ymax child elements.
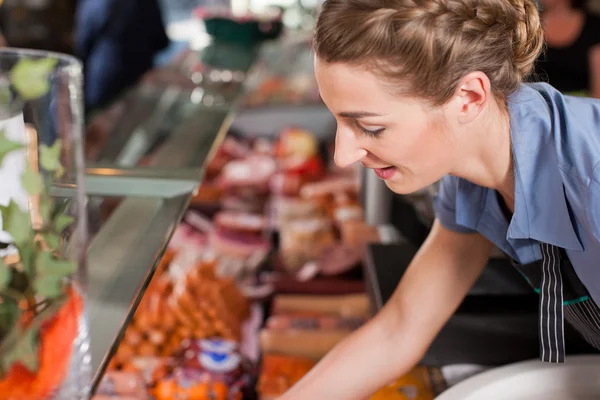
<box><xmin>81</xmin><ymin>40</ymin><xmax>262</xmax><ymax>392</ymax></box>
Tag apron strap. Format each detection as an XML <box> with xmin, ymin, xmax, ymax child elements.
<box><xmin>539</xmin><ymin>243</ymin><xmax>566</xmax><ymax>363</ymax></box>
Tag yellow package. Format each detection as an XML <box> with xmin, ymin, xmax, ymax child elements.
<box><xmin>370</xmin><ymin>367</ymin><xmax>436</xmax><ymax>400</ymax></box>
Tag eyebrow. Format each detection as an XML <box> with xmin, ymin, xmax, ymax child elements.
<box><xmin>338</xmin><ymin>111</ymin><xmax>384</xmax><ymax>119</ymax></box>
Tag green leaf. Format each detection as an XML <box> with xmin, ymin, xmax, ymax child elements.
<box><xmin>36</xmin><ymin>251</ymin><xmax>73</xmax><ymax>277</ymax></box>
<box><xmin>0</xmin><ymin>129</ymin><xmax>23</xmax><ymax>165</ymax></box>
<box><xmin>39</xmin><ymin>140</ymin><xmax>62</xmax><ymax>175</ymax></box>
<box><xmin>18</xmin><ymin>243</ymin><xmax>35</xmax><ymax>276</ymax></box>
<box><xmin>54</xmin><ymin>214</ymin><xmax>74</xmax><ymax>233</ymax></box>
<box><xmin>0</xmin><ymin>298</ymin><xmax>19</xmax><ymax>336</ymax></box>
<box><xmin>33</xmin><ymin>274</ymin><xmax>63</xmax><ymax>298</ymax></box>
<box><xmin>0</xmin><ymin>258</ymin><xmax>11</xmax><ymax>291</ymax></box>
<box><xmin>39</xmin><ymin>193</ymin><xmax>52</xmax><ymax>223</ymax></box>
<box><xmin>2</xmin><ymin>327</ymin><xmax>39</xmax><ymax>373</ymax></box>
<box><xmin>21</xmin><ymin>162</ymin><xmax>43</xmax><ymax>195</ymax></box>
<box><xmin>9</xmin><ymin>57</ymin><xmax>58</xmax><ymax>100</ymax></box>
<box><xmin>34</xmin><ymin>251</ymin><xmax>73</xmax><ymax>298</ymax></box>
<box><xmin>0</xmin><ymin>200</ymin><xmax>32</xmax><ymax>246</ymax></box>
<box><xmin>43</xmin><ymin>232</ymin><xmax>61</xmax><ymax>250</ymax></box>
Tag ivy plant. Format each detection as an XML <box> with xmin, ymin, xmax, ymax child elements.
<box><xmin>0</xmin><ymin>56</ymin><xmax>76</xmax><ymax>378</ymax></box>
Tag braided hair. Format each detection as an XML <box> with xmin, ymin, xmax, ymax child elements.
<box><xmin>314</xmin><ymin>0</ymin><xmax>545</xmax><ymax>105</ymax></box>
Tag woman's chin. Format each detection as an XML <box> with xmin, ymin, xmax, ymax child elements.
<box><xmin>384</xmin><ymin>178</ymin><xmax>426</xmax><ymax>195</ymax></box>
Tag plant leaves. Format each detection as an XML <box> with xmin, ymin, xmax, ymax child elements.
<box><xmin>18</xmin><ymin>243</ymin><xmax>35</xmax><ymax>276</ymax></box>
<box><xmin>39</xmin><ymin>193</ymin><xmax>52</xmax><ymax>224</ymax></box>
<box><xmin>54</xmin><ymin>214</ymin><xmax>74</xmax><ymax>233</ymax></box>
<box><xmin>21</xmin><ymin>162</ymin><xmax>43</xmax><ymax>196</ymax></box>
<box><xmin>36</xmin><ymin>251</ymin><xmax>73</xmax><ymax>277</ymax></box>
<box><xmin>0</xmin><ymin>298</ymin><xmax>19</xmax><ymax>339</ymax></box>
<box><xmin>33</xmin><ymin>275</ymin><xmax>63</xmax><ymax>299</ymax></box>
<box><xmin>39</xmin><ymin>140</ymin><xmax>63</xmax><ymax>176</ymax></box>
<box><xmin>0</xmin><ymin>129</ymin><xmax>23</xmax><ymax>165</ymax></box>
<box><xmin>34</xmin><ymin>251</ymin><xmax>73</xmax><ymax>298</ymax></box>
<box><xmin>2</xmin><ymin>326</ymin><xmax>39</xmax><ymax>372</ymax></box>
<box><xmin>0</xmin><ymin>258</ymin><xmax>11</xmax><ymax>291</ymax></box>
<box><xmin>43</xmin><ymin>232</ymin><xmax>61</xmax><ymax>251</ymax></box>
<box><xmin>9</xmin><ymin>57</ymin><xmax>58</xmax><ymax>100</ymax></box>
<box><xmin>0</xmin><ymin>200</ymin><xmax>32</xmax><ymax>247</ymax></box>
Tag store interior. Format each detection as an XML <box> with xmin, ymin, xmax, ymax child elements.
<box><xmin>0</xmin><ymin>0</ymin><xmax>600</xmax><ymax>399</ymax></box>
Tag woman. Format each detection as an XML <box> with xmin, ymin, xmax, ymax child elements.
<box><xmin>535</xmin><ymin>0</ymin><xmax>600</xmax><ymax>97</ymax></box>
<box><xmin>282</xmin><ymin>0</ymin><xmax>600</xmax><ymax>398</ymax></box>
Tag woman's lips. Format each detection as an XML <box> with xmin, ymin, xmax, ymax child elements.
<box><xmin>373</xmin><ymin>166</ymin><xmax>396</xmax><ymax>180</ymax></box>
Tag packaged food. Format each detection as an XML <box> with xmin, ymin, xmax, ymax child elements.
<box><xmin>340</xmin><ymin>220</ymin><xmax>380</xmax><ymax>247</ymax></box>
<box><xmin>272</xmin><ymin>294</ymin><xmax>370</xmax><ymax>317</ymax></box>
<box><xmin>153</xmin><ymin>338</ymin><xmax>252</xmax><ymax>400</ymax></box>
<box><xmin>369</xmin><ymin>367</ymin><xmax>436</xmax><ymax>400</ymax></box>
<box><xmin>113</xmin><ymin>261</ymin><xmax>250</xmax><ymax>366</ymax></box>
<box><xmin>95</xmin><ymin>371</ymin><xmax>150</xmax><ymax>399</ymax></box>
<box><xmin>217</xmin><ymin>154</ymin><xmax>276</xmax><ymax>192</ymax></box>
<box><xmin>257</xmin><ymin>354</ymin><xmax>316</xmax><ymax>399</ymax></box>
<box><xmin>209</xmin><ymin>211</ymin><xmax>271</xmax><ymax>259</ymax></box>
<box><xmin>269</xmin><ymin>196</ymin><xmax>326</xmax><ymax>229</ymax></box>
<box><xmin>266</xmin><ymin>312</ymin><xmax>367</xmax><ymax>332</ymax></box>
<box><xmin>259</xmin><ymin>329</ymin><xmax>351</xmax><ymax>360</ymax></box>
<box><xmin>279</xmin><ymin>218</ymin><xmax>336</xmax><ymax>273</ymax></box>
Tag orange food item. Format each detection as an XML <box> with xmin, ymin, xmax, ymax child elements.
<box><xmin>0</xmin><ymin>290</ymin><xmax>83</xmax><ymax>400</ymax></box>
<box><xmin>186</xmin><ymin>382</ymin><xmax>210</xmax><ymax>400</ymax></box>
<box><xmin>369</xmin><ymin>367</ymin><xmax>435</xmax><ymax>400</ymax></box>
<box><xmin>257</xmin><ymin>354</ymin><xmax>316</xmax><ymax>399</ymax></box>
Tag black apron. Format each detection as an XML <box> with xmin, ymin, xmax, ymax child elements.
<box><xmin>512</xmin><ymin>243</ymin><xmax>600</xmax><ymax>362</ymax></box>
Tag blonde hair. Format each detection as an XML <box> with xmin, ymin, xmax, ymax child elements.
<box><xmin>314</xmin><ymin>0</ymin><xmax>544</xmax><ymax>105</ymax></box>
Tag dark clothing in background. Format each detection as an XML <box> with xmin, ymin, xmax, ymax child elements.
<box><xmin>75</xmin><ymin>0</ymin><xmax>170</xmax><ymax>111</ymax></box>
<box><xmin>534</xmin><ymin>13</ymin><xmax>600</xmax><ymax>93</ymax></box>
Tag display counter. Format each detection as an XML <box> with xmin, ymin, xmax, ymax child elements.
<box><xmin>83</xmin><ymin>39</ymin><xmax>261</xmax><ymax>391</ymax></box>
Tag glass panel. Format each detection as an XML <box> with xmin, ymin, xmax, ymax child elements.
<box><xmin>0</xmin><ymin>48</ymin><xmax>89</xmax><ymax>399</ymax></box>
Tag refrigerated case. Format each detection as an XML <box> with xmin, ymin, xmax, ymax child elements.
<box><xmin>82</xmin><ymin>39</ymin><xmax>262</xmax><ymax>392</ymax></box>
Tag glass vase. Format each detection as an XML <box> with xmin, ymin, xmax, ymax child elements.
<box><xmin>0</xmin><ymin>48</ymin><xmax>89</xmax><ymax>399</ymax></box>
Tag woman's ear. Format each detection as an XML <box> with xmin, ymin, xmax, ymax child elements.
<box><xmin>452</xmin><ymin>72</ymin><xmax>491</xmax><ymax>124</ymax></box>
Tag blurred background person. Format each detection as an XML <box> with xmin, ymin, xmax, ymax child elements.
<box><xmin>535</xmin><ymin>0</ymin><xmax>600</xmax><ymax>97</ymax></box>
<box><xmin>75</xmin><ymin>0</ymin><xmax>170</xmax><ymax>112</ymax></box>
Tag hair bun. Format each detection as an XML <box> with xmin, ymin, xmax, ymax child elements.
<box><xmin>510</xmin><ymin>0</ymin><xmax>545</xmax><ymax>79</ymax></box>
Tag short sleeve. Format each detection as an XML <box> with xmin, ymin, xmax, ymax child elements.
<box><xmin>433</xmin><ymin>175</ymin><xmax>477</xmax><ymax>234</ymax></box>
<box><xmin>588</xmin><ymin>162</ymin><xmax>600</xmax><ymax>242</ymax></box>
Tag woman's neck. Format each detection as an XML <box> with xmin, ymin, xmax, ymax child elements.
<box><xmin>452</xmin><ymin>98</ymin><xmax>515</xmax><ymax>211</ymax></box>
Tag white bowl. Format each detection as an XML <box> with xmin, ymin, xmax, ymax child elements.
<box><xmin>436</xmin><ymin>355</ymin><xmax>600</xmax><ymax>400</ymax></box>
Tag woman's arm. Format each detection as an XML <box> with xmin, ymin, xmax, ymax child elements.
<box><xmin>281</xmin><ymin>220</ymin><xmax>492</xmax><ymax>400</ymax></box>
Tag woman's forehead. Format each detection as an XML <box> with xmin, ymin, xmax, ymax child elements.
<box><xmin>315</xmin><ymin>60</ymin><xmax>397</xmax><ymax>114</ymax></box>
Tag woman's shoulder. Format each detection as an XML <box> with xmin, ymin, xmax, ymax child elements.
<box><xmin>513</xmin><ymin>83</ymin><xmax>600</xmax><ymax>178</ymax></box>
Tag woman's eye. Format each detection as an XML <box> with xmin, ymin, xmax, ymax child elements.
<box><xmin>356</xmin><ymin>122</ymin><xmax>385</xmax><ymax>138</ymax></box>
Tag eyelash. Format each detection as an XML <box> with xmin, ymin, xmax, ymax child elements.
<box><xmin>355</xmin><ymin>121</ymin><xmax>385</xmax><ymax>138</ymax></box>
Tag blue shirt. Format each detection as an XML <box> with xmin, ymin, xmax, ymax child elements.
<box><xmin>434</xmin><ymin>83</ymin><xmax>600</xmax><ymax>305</ymax></box>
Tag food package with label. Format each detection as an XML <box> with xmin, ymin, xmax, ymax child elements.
<box><xmin>153</xmin><ymin>339</ymin><xmax>254</xmax><ymax>400</ymax></box>
<box><xmin>257</xmin><ymin>354</ymin><xmax>316</xmax><ymax>399</ymax></box>
<box><xmin>369</xmin><ymin>367</ymin><xmax>438</xmax><ymax>400</ymax></box>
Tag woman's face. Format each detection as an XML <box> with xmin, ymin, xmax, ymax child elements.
<box><xmin>315</xmin><ymin>59</ymin><xmax>464</xmax><ymax>194</ymax></box>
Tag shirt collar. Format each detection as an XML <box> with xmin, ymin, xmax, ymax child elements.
<box><xmin>507</xmin><ymin>84</ymin><xmax>582</xmax><ymax>250</ymax></box>
<box><xmin>458</xmin><ymin>84</ymin><xmax>583</xmax><ymax>251</ymax></box>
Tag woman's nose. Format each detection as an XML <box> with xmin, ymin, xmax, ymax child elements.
<box><xmin>334</xmin><ymin>128</ymin><xmax>367</xmax><ymax>169</ymax></box>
